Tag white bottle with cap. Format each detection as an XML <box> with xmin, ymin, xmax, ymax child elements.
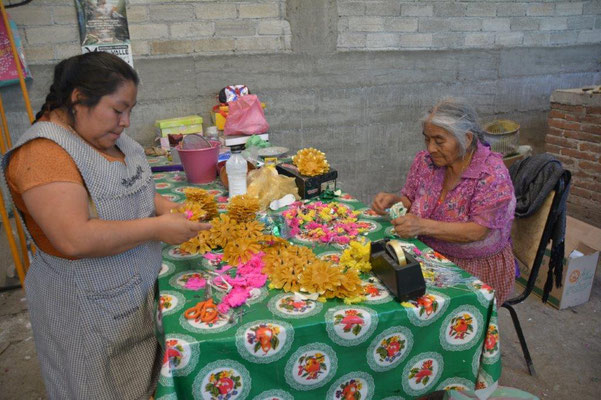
<box><xmin>226</xmin><ymin>144</ymin><xmax>247</xmax><ymax>198</ymax></box>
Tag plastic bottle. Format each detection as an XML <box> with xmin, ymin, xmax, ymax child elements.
<box><xmin>226</xmin><ymin>144</ymin><xmax>247</xmax><ymax>198</ymax></box>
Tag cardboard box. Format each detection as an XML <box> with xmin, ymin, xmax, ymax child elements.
<box><xmin>155</xmin><ymin>115</ymin><xmax>204</xmax><ymax>137</ymax></box>
<box><xmin>517</xmin><ymin>216</ymin><xmax>601</xmax><ymax>309</ymax></box>
<box><xmin>276</xmin><ymin>163</ymin><xmax>337</xmax><ymax>199</ymax></box>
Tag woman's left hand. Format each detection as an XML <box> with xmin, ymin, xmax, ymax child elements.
<box><xmin>392</xmin><ymin>214</ymin><xmax>424</xmax><ymax>238</ymax></box>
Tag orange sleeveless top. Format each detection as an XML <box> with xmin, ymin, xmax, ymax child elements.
<box><xmin>6</xmin><ymin>109</ymin><xmax>125</xmax><ymax>259</ymax></box>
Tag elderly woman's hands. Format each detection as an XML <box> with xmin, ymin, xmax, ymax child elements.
<box><xmin>392</xmin><ymin>214</ymin><xmax>423</xmax><ymax>238</ymax></box>
<box><xmin>372</xmin><ymin>192</ymin><xmax>402</xmax><ymax>215</ymax></box>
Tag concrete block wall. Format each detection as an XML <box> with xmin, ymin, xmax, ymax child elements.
<box><xmin>3</xmin><ymin>0</ymin><xmax>601</xmax><ymax>207</ymax></box>
<box><xmin>8</xmin><ymin>0</ymin><xmax>291</xmax><ymax>63</ymax></box>
<box><xmin>338</xmin><ymin>0</ymin><xmax>601</xmax><ymax>50</ymax></box>
<box><xmin>546</xmin><ymin>89</ymin><xmax>601</xmax><ymax>227</ymax></box>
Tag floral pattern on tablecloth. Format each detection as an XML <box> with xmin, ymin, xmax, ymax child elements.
<box><xmin>284</xmin><ymin>343</ymin><xmax>338</xmax><ymax>391</ymax></box>
<box><xmin>436</xmin><ymin>377</ymin><xmax>475</xmax><ymax>392</ymax></box>
<box><xmin>251</xmin><ymin>389</ymin><xmax>294</xmax><ymax>400</ymax></box>
<box><xmin>403</xmin><ymin>290</ymin><xmax>450</xmax><ymax>326</ymax></box>
<box><xmin>192</xmin><ymin>360</ymin><xmax>251</xmax><ymax>400</ymax></box>
<box><xmin>482</xmin><ymin>316</ymin><xmax>500</xmax><ymax>365</ymax></box>
<box><xmin>366</xmin><ymin>326</ymin><xmax>414</xmax><ymax>372</ymax></box>
<box><xmin>325</xmin><ymin>306</ymin><xmax>379</xmax><ymax>347</ymax></box>
<box><xmin>235</xmin><ymin>320</ymin><xmax>294</xmax><ymax>364</ymax></box>
<box><xmin>326</xmin><ymin>371</ymin><xmax>375</xmax><ymax>400</ymax></box>
<box><xmin>158</xmin><ymin>291</ymin><xmax>186</xmax><ymax>316</ymax></box>
<box><xmin>159</xmin><ymin>334</ymin><xmax>200</xmax><ymax>387</ymax></box>
<box><xmin>361</xmin><ymin>278</ymin><xmax>393</xmax><ymax>305</ymax></box>
<box><xmin>401</xmin><ymin>352</ymin><xmax>444</xmax><ymax>397</ymax></box>
<box><xmin>267</xmin><ymin>293</ymin><xmax>324</xmax><ymax>319</ymax></box>
<box><xmin>163</xmin><ymin>245</ymin><xmax>203</xmax><ymax>261</ymax></box>
<box><xmin>439</xmin><ymin>305</ymin><xmax>484</xmax><ymax>351</ymax></box>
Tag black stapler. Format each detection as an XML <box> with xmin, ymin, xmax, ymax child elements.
<box><xmin>369</xmin><ymin>239</ymin><xmax>426</xmax><ymax>301</ymax></box>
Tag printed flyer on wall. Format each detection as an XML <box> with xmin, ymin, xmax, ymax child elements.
<box><xmin>74</xmin><ymin>0</ymin><xmax>134</xmax><ymax>67</ymax></box>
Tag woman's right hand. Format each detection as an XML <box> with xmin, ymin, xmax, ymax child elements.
<box><xmin>155</xmin><ymin>213</ymin><xmax>211</xmax><ymax>245</ymax></box>
<box><xmin>371</xmin><ymin>192</ymin><xmax>401</xmax><ymax>215</ymax></box>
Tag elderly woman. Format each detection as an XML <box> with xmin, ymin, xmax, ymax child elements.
<box><xmin>372</xmin><ymin>99</ymin><xmax>516</xmax><ymax>304</ymax></box>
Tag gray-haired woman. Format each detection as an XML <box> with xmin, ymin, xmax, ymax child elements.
<box><xmin>372</xmin><ymin>98</ymin><xmax>516</xmax><ymax>304</ymax></box>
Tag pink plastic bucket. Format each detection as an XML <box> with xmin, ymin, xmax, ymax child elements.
<box><xmin>177</xmin><ymin>140</ymin><xmax>220</xmax><ymax>184</ymax></box>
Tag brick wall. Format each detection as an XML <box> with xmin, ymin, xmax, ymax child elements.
<box><xmin>546</xmin><ymin>89</ymin><xmax>601</xmax><ymax>228</ymax></box>
<box><xmin>9</xmin><ymin>0</ymin><xmax>291</xmax><ymax>63</ymax></box>
<box><xmin>338</xmin><ymin>0</ymin><xmax>601</xmax><ymax>50</ymax></box>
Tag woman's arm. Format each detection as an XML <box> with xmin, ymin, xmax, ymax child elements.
<box><xmin>23</xmin><ymin>182</ymin><xmax>209</xmax><ymax>258</ymax></box>
<box><xmin>393</xmin><ymin>214</ymin><xmax>489</xmax><ymax>243</ymax></box>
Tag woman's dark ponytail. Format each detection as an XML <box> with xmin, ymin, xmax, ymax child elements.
<box><xmin>34</xmin><ymin>52</ymin><xmax>138</xmax><ymax>123</ymax></box>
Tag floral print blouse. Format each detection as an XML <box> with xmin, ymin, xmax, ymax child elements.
<box><xmin>401</xmin><ymin>142</ymin><xmax>516</xmax><ymax>259</ymax></box>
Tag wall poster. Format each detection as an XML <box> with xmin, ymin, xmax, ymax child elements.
<box><xmin>74</xmin><ymin>0</ymin><xmax>133</xmax><ymax>67</ymax></box>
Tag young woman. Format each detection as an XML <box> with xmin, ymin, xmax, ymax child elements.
<box><xmin>2</xmin><ymin>52</ymin><xmax>209</xmax><ymax>399</ymax></box>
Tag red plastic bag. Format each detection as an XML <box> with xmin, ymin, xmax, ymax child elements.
<box><xmin>224</xmin><ymin>94</ymin><xmax>269</xmax><ymax>136</ymax></box>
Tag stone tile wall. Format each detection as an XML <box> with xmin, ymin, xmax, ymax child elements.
<box><xmin>337</xmin><ymin>0</ymin><xmax>601</xmax><ymax>50</ymax></box>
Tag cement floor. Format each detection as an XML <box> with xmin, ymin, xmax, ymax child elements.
<box><xmin>1</xmin><ymin>278</ymin><xmax>600</xmax><ymax>400</ymax></box>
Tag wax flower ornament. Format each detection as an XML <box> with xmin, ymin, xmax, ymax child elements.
<box><xmin>283</xmin><ymin>201</ymin><xmax>367</xmax><ymax>245</ymax></box>
<box><xmin>183</xmin><ymin>187</ymin><xmax>218</xmax><ymax>219</ymax></box>
<box><xmin>227</xmin><ymin>194</ymin><xmax>260</xmax><ymax>222</ymax></box>
<box><xmin>292</xmin><ymin>147</ymin><xmax>330</xmax><ymax>176</ymax></box>
<box><xmin>172</xmin><ymin>202</ymin><xmax>208</xmax><ymax>221</ymax></box>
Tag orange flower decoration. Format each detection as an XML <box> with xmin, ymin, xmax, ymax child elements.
<box><xmin>183</xmin><ymin>187</ymin><xmax>218</xmax><ymax>219</ymax></box>
<box><xmin>292</xmin><ymin>148</ymin><xmax>330</xmax><ymax>176</ymax></box>
<box><xmin>227</xmin><ymin>194</ymin><xmax>260</xmax><ymax>223</ymax></box>
<box><xmin>223</xmin><ymin>239</ymin><xmax>262</xmax><ymax>265</ymax></box>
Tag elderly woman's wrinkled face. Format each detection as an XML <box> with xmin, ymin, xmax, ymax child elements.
<box><xmin>422</xmin><ymin>121</ymin><xmax>462</xmax><ymax>167</ymax></box>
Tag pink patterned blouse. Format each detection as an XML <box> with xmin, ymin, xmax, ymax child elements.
<box><xmin>401</xmin><ymin>142</ymin><xmax>516</xmax><ymax>259</ymax></box>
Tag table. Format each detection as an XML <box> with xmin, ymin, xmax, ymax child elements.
<box><xmin>148</xmin><ymin>159</ymin><xmax>501</xmax><ymax>400</ymax></box>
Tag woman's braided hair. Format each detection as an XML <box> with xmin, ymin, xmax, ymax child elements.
<box><xmin>34</xmin><ymin>52</ymin><xmax>139</xmax><ymax>123</ymax></box>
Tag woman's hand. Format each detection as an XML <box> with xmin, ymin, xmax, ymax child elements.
<box><xmin>155</xmin><ymin>213</ymin><xmax>211</xmax><ymax>245</ymax></box>
<box><xmin>392</xmin><ymin>214</ymin><xmax>424</xmax><ymax>238</ymax></box>
<box><xmin>372</xmin><ymin>192</ymin><xmax>402</xmax><ymax>215</ymax></box>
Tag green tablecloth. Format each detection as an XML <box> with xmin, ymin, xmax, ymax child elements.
<box><xmin>149</xmin><ymin>160</ymin><xmax>501</xmax><ymax>400</ymax></box>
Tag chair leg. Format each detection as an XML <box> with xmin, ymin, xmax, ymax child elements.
<box><xmin>502</xmin><ymin>303</ymin><xmax>536</xmax><ymax>376</ymax></box>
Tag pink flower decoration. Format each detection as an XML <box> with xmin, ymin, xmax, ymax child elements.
<box><xmin>245</xmin><ymin>273</ymin><xmax>267</xmax><ymax>288</ymax></box>
<box><xmin>223</xmin><ymin>287</ymin><xmax>250</xmax><ymax>308</ymax></box>
<box><xmin>217</xmin><ymin>302</ymin><xmax>230</xmax><ymax>314</ymax></box>
<box><xmin>215</xmin><ymin>265</ymin><xmax>233</xmax><ymax>274</ymax></box>
<box><xmin>217</xmin><ymin>196</ymin><xmax>228</xmax><ymax>203</ymax></box>
<box><xmin>184</xmin><ymin>276</ymin><xmax>206</xmax><ymax>290</ymax></box>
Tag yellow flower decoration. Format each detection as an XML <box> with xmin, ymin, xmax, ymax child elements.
<box><xmin>173</xmin><ymin>202</ymin><xmax>208</xmax><ymax>221</ymax></box>
<box><xmin>340</xmin><ymin>240</ymin><xmax>372</xmax><ymax>273</ymax></box>
<box><xmin>292</xmin><ymin>147</ymin><xmax>330</xmax><ymax>176</ymax></box>
<box><xmin>232</xmin><ymin>220</ymin><xmax>265</xmax><ymax>242</ymax></box>
<box><xmin>300</xmin><ymin>261</ymin><xmax>342</xmax><ymax>294</ymax></box>
<box><xmin>208</xmin><ymin>214</ymin><xmax>238</xmax><ymax>248</ymax></box>
<box><xmin>227</xmin><ymin>194</ymin><xmax>260</xmax><ymax>223</ymax></box>
<box><xmin>179</xmin><ymin>230</ymin><xmax>215</xmax><ymax>255</ymax></box>
<box><xmin>270</xmin><ymin>263</ymin><xmax>301</xmax><ymax>292</ymax></box>
<box><xmin>223</xmin><ymin>239</ymin><xmax>262</xmax><ymax>265</ymax></box>
<box><xmin>179</xmin><ymin>236</ymin><xmax>202</xmax><ymax>255</ymax></box>
<box><xmin>183</xmin><ymin>188</ymin><xmax>218</xmax><ymax>219</ymax></box>
<box><xmin>335</xmin><ymin>268</ymin><xmax>364</xmax><ymax>298</ymax></box>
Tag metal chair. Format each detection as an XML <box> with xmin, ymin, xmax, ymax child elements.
<box><xmin>503</xmin><ymin>165</ymin><xmax>571</xmax><ymax>376</ymax></box>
